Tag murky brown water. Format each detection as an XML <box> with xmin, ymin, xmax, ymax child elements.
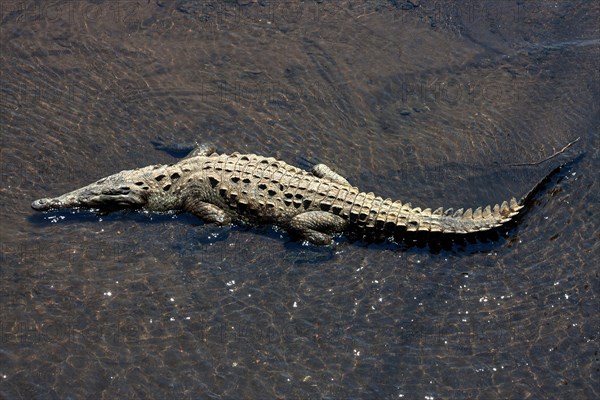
<box><xmin>1</xmin><ymin>1</ymin><xmax>598</xmax><ymax>399</ymax></box>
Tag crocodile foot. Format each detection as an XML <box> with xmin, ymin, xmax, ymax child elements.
<box><xmin>185</xmin><ymin>200</ymin><xmax>231</xmax><ymax>225</ymax></box>
<box><xmin>311</xmin><ymin>163</ymin><xmax>351</xmax><ymax>186</ymax></box>
<box><xmin>288</xmin><ymin>211</ymin><xmax>348</xmax><ymax>245</ymax></box>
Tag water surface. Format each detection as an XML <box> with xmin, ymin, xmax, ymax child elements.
<box><xmin>1</xmin><ymin>1</ymin><xmax>598</xmax><ymax>399</ymax></box>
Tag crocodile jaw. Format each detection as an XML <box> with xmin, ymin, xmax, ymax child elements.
<box><xmin>31</xmin><ymin>186</ymin><xmax>147</xmax><ymax>211</ymax></box>
<box><xmin>32</xmin><ymin>192</ymin><xmax>146</xmax><ymax>211</ymax></box>
<box><xmin>31</xmin><ymin>172</ymin><xmax>149</xmax><ymax>212</ymax></box>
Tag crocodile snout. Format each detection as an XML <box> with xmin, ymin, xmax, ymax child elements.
<box><xmin>31</xmin><ymin>198</ymin><xmax>58</xmax><ymax>211</ymax></box>
<box><xmin>32</xmin><ymin>186</ymin><xmax>148</xmax><ymax>212</ymax></box>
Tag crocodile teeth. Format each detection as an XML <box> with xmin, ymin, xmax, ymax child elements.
<box><xmin>463</xmin><ymin>208</ymin><xmax>473</xmax><ymax>219</ymax></box>
<box><xmin>422</xmin><ymin>208</ymin><xmax>432</xmax><ymax>216</ymax></box>
<box><xmin>473</xmin><ymin>207</ymin><xmax>483</xmax><ymax>219</ymax></box>
<box><xmin>444</xmin><ymin>208</ymin><xmax>454</xmax><ymax>216</ymax></box>
<box><xmin>453</xmin><ymin>208</ymin><xmax>463</xmax><ymax>218</ymax></box>
<box><xmin>433</xmin><ymin>207</ymin><xmax>443</xmax><ymax>216</ymax></box>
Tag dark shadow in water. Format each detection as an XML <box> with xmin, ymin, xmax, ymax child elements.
<box><xmin>151</xmin><ymin>137</ymin><xmax>200</xmax><ymax>158</ymax></box>
<box><xmin>27</xmin><ymin>208</ymin><xmax>190</xmax><ymax>226</ymax></box>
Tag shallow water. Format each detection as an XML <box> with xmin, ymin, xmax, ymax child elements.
<box><xmin>1</xmin><ymin>1</ymin><xmax>598</xmax><ymax>399</ymax></box>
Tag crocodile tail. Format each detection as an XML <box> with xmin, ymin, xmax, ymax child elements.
<box><xmin>401</xmin><ymin>158</ymin><xmax>574</xmax><ymax>234</ymax></box>
<box><xmin>401</xmin><ymin>198</ymin><xmax>524</xmax><ymax>234</ymax></box>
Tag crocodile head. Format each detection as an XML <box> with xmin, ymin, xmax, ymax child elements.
<box><xmin>31</xmin><ymin>168</ymin><xmax>154</xmax><ymax>212</ymax></box>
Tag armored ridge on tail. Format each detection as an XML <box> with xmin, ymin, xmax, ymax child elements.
<box><xmin>32</xmin><ymin>144</ymin><xmax>567</xmax><ymax>245</ymax></box>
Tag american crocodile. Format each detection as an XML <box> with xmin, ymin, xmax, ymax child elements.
<box><xmin>32</xmin><ymin>145</ymin><xmax>551</xmax><ymax>245</ymax></box>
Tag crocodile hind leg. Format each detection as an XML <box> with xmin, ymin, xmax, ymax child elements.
<box><xmin>288</xmin><ymin>211</ymin><xmax>348</xmax><ymax>245</ymax></box>
<box><xmin>311</xmin><ymin>164</ymin><xmax>350</xmax><ymax>185</ymax></box>
<box><xmin>185</xmin><ymin>200</ymin><xmax>231</xmax><ymax>225</ymax></box>
<box><xmin>184</xmin><ymin>144</ymin><xmax>217</xmax><ymax>159</ymax></box>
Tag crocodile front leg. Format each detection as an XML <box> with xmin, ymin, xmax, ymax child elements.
<box><xmin>185</xmin><ymin>199</ymin><xmax>231</xmax><ymax>225</ymax></box>
<box><xmin>288</xmin><ymin>211</ymin><xmax>348</xmax><ymax>245</ymax></box>
<box><xmin>311</xmin><ymin>164</ymin><xmax>350</xmax><ymax>186</ymax></box>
